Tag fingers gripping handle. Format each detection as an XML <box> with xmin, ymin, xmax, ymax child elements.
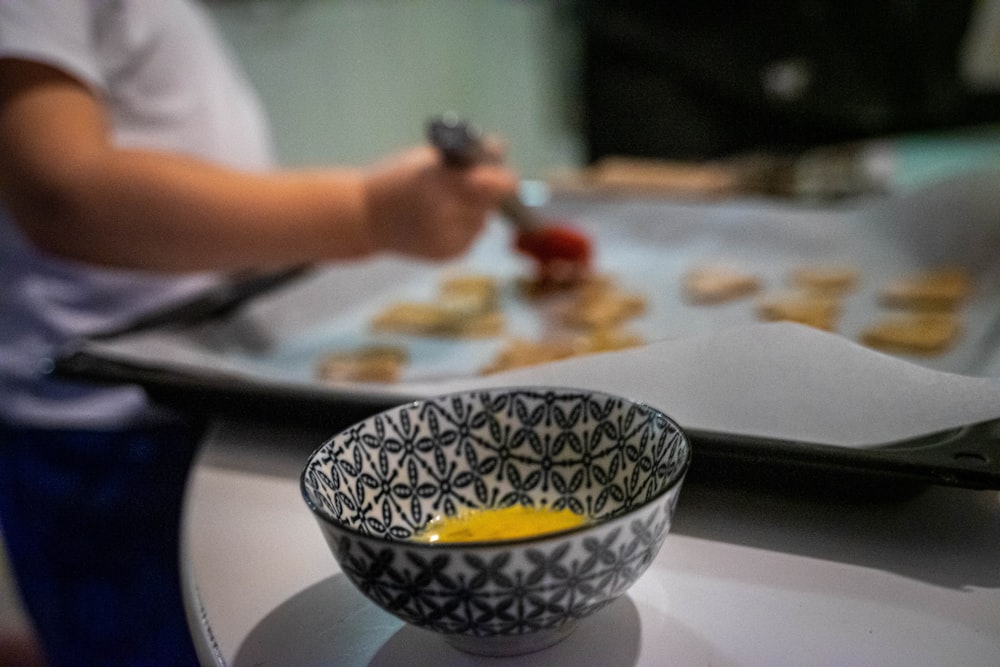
<box><xmin>427</xmin><ymin>114</ymin><xmax>538</xmax><ymax>232</ymax></box>
<box><xmin>427</xmin><ymin>114</ymin><xmax>486</xmax><ymax>167</ymax></box>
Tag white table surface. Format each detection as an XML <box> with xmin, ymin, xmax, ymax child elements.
<box><xmin>182</xmin><ymin>418</ymin><xmax>1000</xmax><ymax>667</ymax></box>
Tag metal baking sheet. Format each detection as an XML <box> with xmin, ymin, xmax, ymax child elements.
<box><xmin>56</xmin><ymin>173</ymin><xmax>1000</xmax><ymax>490</ymax></box>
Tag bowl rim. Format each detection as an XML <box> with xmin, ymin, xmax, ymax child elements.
<box><xmin>300</xmin><ymin>385</ymin><xmax>692</xmax><ymax>549</ymax></box>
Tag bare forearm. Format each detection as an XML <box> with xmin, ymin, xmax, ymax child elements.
<box><xmin>13</xmin><ymin>148</ymin><xmax>376</xmax><ymax>272</ymax></box>
<box><xmin>0</xmin><ymin>59</ymin><xmax>516</xmax><ymax>272</ymax></box>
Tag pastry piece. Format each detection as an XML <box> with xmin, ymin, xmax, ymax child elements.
<box><xmin>438</xmin><ymin>274</ymin><xmax>499</xmax><ymax>312</ymax></box>
<box><xmin>879</xmin><ymin>267</ymin><xmax>972</xmax><ymax>311</ymax></box>
<box><xmin>516</xmin><ymin>272</ymin><xmax>646</xmax><ymax>329</ymax></box>
<box><xmin>316</xmin><ymin>345</ymin><xmax>408</xmax><ymax>383</ymax></box>
<box><xmin>481</xmin><ymin>327</ymin><xmax>644</xmax><ymax>375</ymax></box>
<box><xmin>480</xmin><ymin>338</ymin><xmax>574</xmax><ymax>374</ymax></box>
<box><xmin>581</xmin><ymin>327</ymin><xmax>645</xmax><ymax>353</ymax></box>
<box><xmin>754</xmin><ymin>291</ymin><xmax>842</xmax><ymax>331</ymax></box>
<box><xmin>517</xmin><ymin>272</ymin><xmax>611</xmax><ymax>300</ymax></box>
<box><xmin>682</xmin><ymin>265</ymin><xmax>761</xmax><ymax>304</ymax></box>
<box><xmin>559</xmin><ymin>279</ymin><xmax>647</xmax><ymax>330</ymax></box>
<box><xmin>788</xmin><ymin>264</ymin><xmax>860</xmax><ymax>295</ymax></box>
<box><xmin>485</xmin><ymin>271</ymin><xmax>646</xmax><ymax>374</ymax></box>
<box><xmin>370</xmin><ymin>273</ymin><xmax>503</xmax><ymax>338</ymax></box>
<box><xmin>371</xmin><ymin>303</ymin><xmax>503</xmax><ymax>338</ymax></box>
<box><xmin>861</xmin><ymin>311</ymin><xmax>961</xmax><ymax>356</ymax></box>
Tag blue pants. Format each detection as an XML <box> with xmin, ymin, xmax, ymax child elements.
<box><xmin>0</xmin><ymin>421</ymin><xmax>204</xmax><ymax>667</ymax></box>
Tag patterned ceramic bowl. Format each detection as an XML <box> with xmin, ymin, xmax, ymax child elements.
<box><xmin>300</xmin><ymin>387</ymin><xmax>691</xmax><ymax>656</ymax></box>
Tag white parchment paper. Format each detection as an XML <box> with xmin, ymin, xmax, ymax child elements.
<box><xmin>71</xmin><ymin>172</ymin><xmax>1000</xmax><ymax>448</ymax></box>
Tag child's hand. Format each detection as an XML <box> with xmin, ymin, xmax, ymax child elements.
<box><xmin>363</xmin><ymin>144</ymin><xmax>518</xmax><ymax>259</ymax></box>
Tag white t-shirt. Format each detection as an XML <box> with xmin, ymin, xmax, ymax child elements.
<box><xmin>0</xmin><ymin>0</ymin><xmax>275</xmax><ymax>428</ymax></box>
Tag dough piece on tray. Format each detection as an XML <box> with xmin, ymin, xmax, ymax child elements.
<box><xmin>485</xmin><ymin>273</ymin><xmax>647</xmax><ymax>374</ymax></box>
<box><xmin>371</xmin><ymin>303</ymin><xmax>504</xmax><ymax>338</ymax></box>
<box><xmin>480</xmin><ymin>337</ymin><xmax>577</xmax><ymax>375</ymax></box>
<box><xmin>516</xmin><ymin>272</ymin><xmax>610</xmax><ymax>300</ymax></box>
<box><xmin>860</xmin><ymin>311</ymin><xmax>962</xmax><ymax>356</ymax></box>
<box><xmin>371</xmin><ymin>273</ymin><xmax>504</xmax><ymax>338</ymax></box>
<box><xmin>316</xmin><ymin>345</ymin><xmax>409</xmax><ymax>383</ymax></box>
<box><xmin>788</xmin><ymin>264</ymin><xmax>860</xmax><ymax>295</ymax></box>
<box><xmin>754</xmin><ymin>291</ymin><xmax>842</xmax><ymax>331</ymax></box>
<box><xmin>682</xmin><ymin>265</ymin><xmax>762</xmax><ymax>304</ymax></box>
<box><xmin>878</xmin><ymin>267</ymin><xmax>972</xmax><ymax>311</ymax></box>
<box><xmin>438</xmin><ymin>274</ymin><xmax>499</xmax><ymax>311</ymax></box>
<box><xmin>480</xmin><ymin>327</ymin><xmax>643</xmax><ymax>375</ymax></box>
<box><xmin>558</xmin><ymin>278</ymin><xmax>647</xmax><ymax>329</ymax></box>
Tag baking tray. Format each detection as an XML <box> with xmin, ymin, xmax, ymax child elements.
<box><xmin>55</xmin><ymin>174</ymin><xmax>1000</xmax><ymax>491</ymax></box>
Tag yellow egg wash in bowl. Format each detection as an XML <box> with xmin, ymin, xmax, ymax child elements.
<box><xmin>301</xmin><ymin>387</ymin><xmax>691</xmax><ymax>657</ymax></box>
<box><xmin>413</xmin><ymin>505</ymin><xmax>589</xmax><ymax>543</ymax></box>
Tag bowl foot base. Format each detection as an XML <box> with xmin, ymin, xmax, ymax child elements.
<box><xmin>443</xmin><ymin>621</ymin><xmax>579</xmax><ymax>657</ymax></box>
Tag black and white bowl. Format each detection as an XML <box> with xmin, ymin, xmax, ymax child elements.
<box><xmin>301</xmin><ymin>387</ymin><xmax>691</xmax><ymax>656</ymax></box>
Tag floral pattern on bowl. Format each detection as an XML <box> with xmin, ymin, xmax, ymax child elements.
<box><xmin>301</xmin><ymin>387</ymin><xmax>691</xmax><ymax>656</ymax></box>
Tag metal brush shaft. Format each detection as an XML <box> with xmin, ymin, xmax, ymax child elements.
<box><xmin>427</xmin><ymin>114</ymin><xmax>538</xmax><ymax>232</ymax></box>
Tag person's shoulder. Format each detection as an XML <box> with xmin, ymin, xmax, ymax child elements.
<box><xmin>0</xmin><ymin>1</ymin><xmax>106</xmax><ymax>92</ymax></box>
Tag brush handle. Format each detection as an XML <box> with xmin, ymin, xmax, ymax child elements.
<box><xmin>426</xmin><ymin>115</ymin><xmax>538</xmax><ymax>232</ymax></box>
<box><xmin>427</xmin><ymin>114</ymin><xmax>484</xmax><ymax>167</ymax></box>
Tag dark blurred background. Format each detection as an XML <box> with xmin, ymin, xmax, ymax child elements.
<box><xmin>581</xmin><ymin>0</ymin><xmax>1000</xmax><ymax>162</ymax></box>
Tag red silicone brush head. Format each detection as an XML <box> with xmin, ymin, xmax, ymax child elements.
<box><xmin>514</xmin><ymin>223</ymin><xmax>593</xmax><ymax>286</ymax></box>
